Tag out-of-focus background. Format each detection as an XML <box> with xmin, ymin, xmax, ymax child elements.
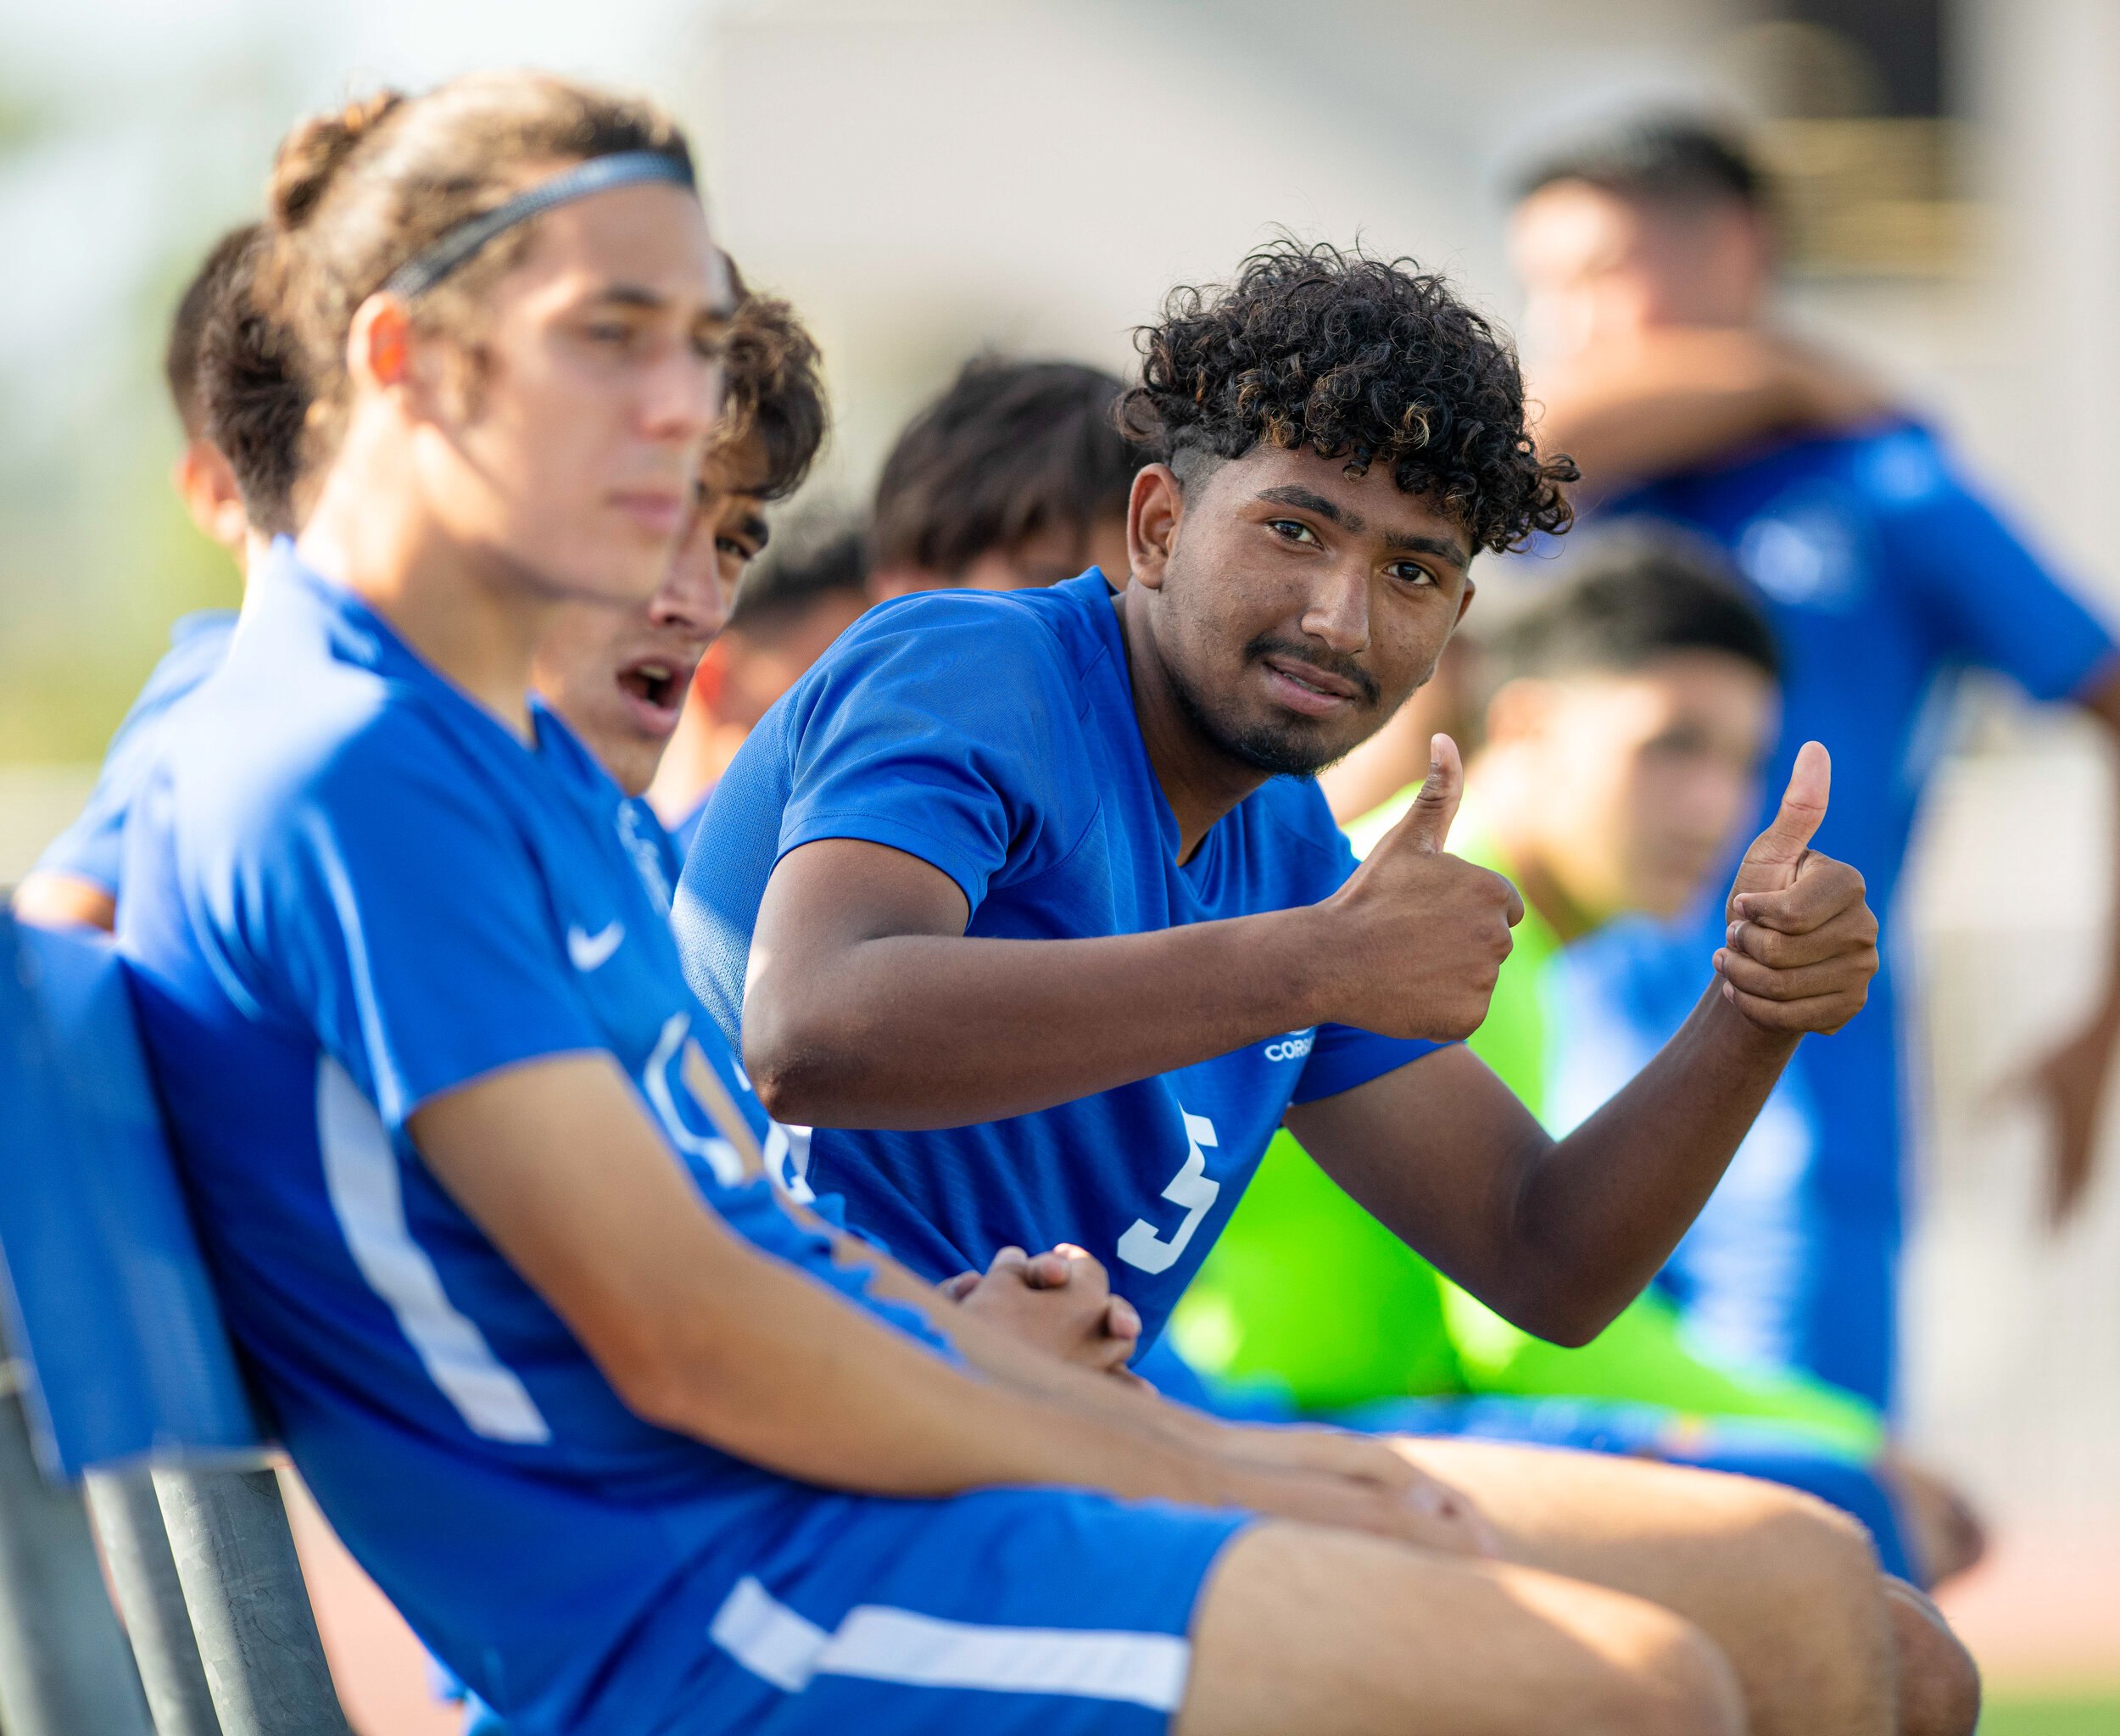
<box><xmin>3</xmin><ymin>0</ymin><xmax>2116</xmax><ymax>1728</ymax></box>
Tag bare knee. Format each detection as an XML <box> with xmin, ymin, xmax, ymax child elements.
<box><xmin>1885</xmin><ymin>1577</ymin><xmax>1980</xmax><ymax>1736</ymax></box>
<box><xmin>1601</xmin><ymin>1605</ymin><xmax>1749</xmax><ymax>1736</ymax></box>
<box><xmin>1744</xmin><ymin>1480</ymin><xmax>1885</xmax><ymax>1590</ymax></box>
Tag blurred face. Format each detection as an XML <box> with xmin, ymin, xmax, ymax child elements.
<box><xmin>870</xmin><ymin>513</ymin><xmax>1134</xmax><ymax>600</ymax></box>
<box><xmin>399</xmin><ymin>175</ymin><xmax>732</xmax><ymax>610</ymax></box>
<box><xmin>704</xmin><ymin>592</ymin><xmax>871</xmax><ymax>733</ymax></box>
<box><xmin>531</xmin><ymin>444</ymin><xmax>767</xmax><ymax>797</ymax></box>
<box><xmin>1510</xmin><ymin>180</ymin><xmax>1771</xmax><ymax>359</ymax></box>
<box><xmin>957</xmin><ymin>513</ymin><xmax>1133</xmax><ymax>592</ymax></box>
<box><xmin>1494</xmin><ymin>650</ymin><xmax>1776</xmax><ymax>924</ymax></box>
<box><xmin>1130</xmin><ymin>445</ymin><xmax>1474</xmax><ymax>779</ymax></box>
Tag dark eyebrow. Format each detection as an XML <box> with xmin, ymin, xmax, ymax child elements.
<box><xmin>1257</xmin><ymin>484</ymin><xmax>1358</xmax><ymax>529</ymax></box>
<box><xmin>594</xmin><ymin>282</ymin><xmax>671</xmax><ymax>310</ymax></box>
<box><xmin>1255</xmin><ymin>483</ymin><xmax>1469</xmax><ymax>571</ymax></box>
<box><xmin>594</xmin><ymin>282</ymin><xmax>741</xmax><ymax>324</ymax></box>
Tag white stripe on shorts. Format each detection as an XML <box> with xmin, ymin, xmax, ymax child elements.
<box><xmin>315</xmin><ymin>1057</ymin><xmax>550</xmax><ymax>1443</ymax></box>
<box><xmin>709</xmin><ymin>1574</ymin><xmax>1190</xmax><ymax>1711</ymax></box>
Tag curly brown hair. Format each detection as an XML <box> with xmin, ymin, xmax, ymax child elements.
<box><xmin>1119</xmin><ymin>240</ymin><xmax>1576</xmax><ymax>555</ymax></box>
<box><xmin>709</xmin><ymin>263</ymin><xmax>827</xmax><ymax>503</ymax></box>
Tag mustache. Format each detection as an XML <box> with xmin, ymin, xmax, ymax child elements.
<box><xmin>1244</xmin><ymin>635</ymin><xmax>1381</xmax><ymax>708</ymax></box>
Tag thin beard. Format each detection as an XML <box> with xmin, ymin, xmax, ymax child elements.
<box><xmin>1164</xmin><ymin>651</ymin><xmax>1340</xmax><ymax>781</ymax></box>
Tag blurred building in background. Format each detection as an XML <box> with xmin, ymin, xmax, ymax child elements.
<box><xmin>2</xmin><ymin>0</ymin><xmax>2116</xmax><ymax>1708</ymax></box>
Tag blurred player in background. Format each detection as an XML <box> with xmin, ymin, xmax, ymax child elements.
<box><xmin>651</xmin><ymin>353</ymin><xmax>1145</xmax><ymax>840</ymax></box>
<box><xmin>1509</xmin><ymin>114</ymin><xmax>2120</xmax><ymax>1410</ymax></box>
<box><xmin>12</xmin><ymin>227</ymin><xmax>259</xmax><ymax>931</ymax></box>
<box><xmin>1174</xmin><ymin>527</ymin><xmax>1982</xmax><ymax>1588</ymax></box>
<box><xmin>866</xmin><ymin>356</ymin><xmax>1136</xmax><ymax>598</ymax></box>
<box><xmin>650</xmin><ymin>514</ymin><xmax>868</xmax><ymax>854</ymax></box>
<box><xmin>528</xmin><ymin>277</ymin><xmax>828</xmax><ymax>902</ymax></box>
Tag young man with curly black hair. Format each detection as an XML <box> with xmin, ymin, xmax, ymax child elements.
<box><xmin>677</xmin><ymin>242</ymin><xmax>1978</xmax><ymax>1736</ymax></box>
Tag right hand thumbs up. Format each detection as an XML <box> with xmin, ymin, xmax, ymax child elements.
<box><xmin>1324</xmin><ymin>734</ymin><xmax>1522</xmax><ymax>1043</ymax></box>
<box><xmin>1399</xmin><ymin>733</ymin><xmax>1468</xmax><ymax>854</ymax></box>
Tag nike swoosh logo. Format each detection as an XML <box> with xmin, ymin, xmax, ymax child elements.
<box><xmin>566</xmin><ymin>921</ymin><xmax>625</xmax><ymax>971</ymax></box>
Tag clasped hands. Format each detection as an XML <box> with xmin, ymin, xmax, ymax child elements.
<box><xmin>940</xmin><ymin>1242</ymin><xmax>1496</xmax><ymax>1559</ymax></box>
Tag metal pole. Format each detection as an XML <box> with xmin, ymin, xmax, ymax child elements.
<box><xmin>85</xmin><ymin>1466</ymin><xmax>223</xmax><ymax>1736</ymax></box>
<box><xmin>0</xmin><ymin>1387</ymin><xmax>153</xmax><ymax>1736</ymax></box>
<box><xmin>153</xmin><ymin>1466</ymin><xmax>350</xmax><ymax>1736</ymax></box>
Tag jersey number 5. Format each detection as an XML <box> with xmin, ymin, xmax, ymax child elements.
<box><xmin>1116</xmin><ymin>1109</ymin><xmax>1220</xmax><ymax>1275</ymax></box>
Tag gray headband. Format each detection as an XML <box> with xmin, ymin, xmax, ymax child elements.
<box><xmin>380</xmin><ymin>150</ymin><xmax>696</xmax><ymax>300</ymax></box>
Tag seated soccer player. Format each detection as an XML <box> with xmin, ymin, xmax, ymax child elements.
<box><xmin>527</xmin><ymin>277</ymin><xmax>829</xmax><ymax>901</ymax></box>
<box><xmin>1172</xmin><ymin>526</ymin><xmax>1983</xmax><ymax>1588</ymax></box>
<box><xmin>13</xmin><ymin>226</ymin><xmax>260</xmax><ymax>932</ymax></box>
<box><xmin>867</xmin><ymin>356</ymin><xmax>1137</xmax><ymax>597</ymax></box>
<box><xmin>677</xmin><ymin>240</ymin><xmax>1978</xmax><ymax>1736</ymax></box>
<box><xmin>650</xmin><ymin>513</ymin><xmax>870</xmax><ymax>854</ymax></box>
<box><xmin>126</xmin><ymin>74</ymin><xmax>1866</xmax><ymax>1736</ymax></box>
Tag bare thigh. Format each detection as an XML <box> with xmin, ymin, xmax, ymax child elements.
<box><xmin>1175</xmin><ymin>1520</ymin><xmax>1743</xmax><ymax>1736</ymax></box>
<box><xmin>1393</xmin><ymin>1438</ymin><xmax>1897</xmax><ymax>1736</ymax></box>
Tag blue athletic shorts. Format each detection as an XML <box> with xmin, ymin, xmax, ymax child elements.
<box><xmin>646</xmin><ymin>1485</ymin><xmax>1252</xmax><ymax>1736</ymax></box>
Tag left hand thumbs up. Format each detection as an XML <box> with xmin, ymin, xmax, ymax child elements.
<box><xmin>1714</xmin><ymin>742</ymin><xmax>1878</xmax><ymax>1036</ymax></box>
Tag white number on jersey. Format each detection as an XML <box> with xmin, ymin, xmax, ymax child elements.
<box><xmin>1116</xmin><ymin>1108</ymin><xmax>1220</xmax><ymax>1275</ymax></box>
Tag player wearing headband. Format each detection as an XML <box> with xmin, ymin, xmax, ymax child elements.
<box><xmin>120</xmin><ymin>74</ymin><xmax>1811</xmax><ymax>1736</ymax></box>
<box><xmin>679</xmin><ymin>241</ymin><xmax>1978</xmax><ymax>1736</ymax></box>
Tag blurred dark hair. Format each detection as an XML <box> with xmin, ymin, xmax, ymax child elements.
<box><xmin>728</xmin><ymin>511</ymin><xmax>868</xmax><ymax>637</ymax></box>
<box><xmin>199</xmin><ymin>229</ymin><xmax>309</xmax><ymax>538</ymax></box>
<box><xmin>1474</xmin><ymin>525</ymin><xmax>1780</xmax><ymax>699</ymax></box>
<box><xmin>872</xmin><ymin>357</ymin><xmax>1139</xmax><ymax>578</ymax></box>
<box><xmin>1515</xmin><ymin>113</ymin><xmax>1765</xmax><ymax>210</ymax></box>
<box><xmin>709</xmin><ymin>264</ymin><xmax>828</xmax><ymax>504</ymax></box>
<box><xmin>165</xmin><ymin>226</ymin><xmax>256</xmax><ymax>439</ymax></box>
<box><xmin>1119</xmin><ymin>239</ymin><xmax>1575</xmax><ymax>555</ymax></box>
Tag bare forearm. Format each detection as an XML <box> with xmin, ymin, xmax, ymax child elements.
<box><xmin>1504</xmin><ymin>988</ymin><xmax>1799</xmax><ymax>1339</ymax></box>
<box><xmin>747</xmin><ymin>914</ymin><xmax>1331</xmax><ymax>1127</ymax></box>
<box><xmin>849</xmin><ymin>1242</ymin><xmax>1224</xmax><ymax>1449</ymax></box>
<box><xmin>1535</xmin><ymin>330</ymin><xmax>1835</xmax><ymax>496</ymax></box>
<box><xmin>646</xmin><ymin>1236</ymin><xmax>1234</xmax><ymax>1500</ymax></box>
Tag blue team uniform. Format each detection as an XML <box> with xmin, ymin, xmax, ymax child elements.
<box><xmin>36</xmin><ymin>609</ymin><xmax>236</xmax><ymax>894</ymax></box>
<box><xmin>674</xmin><ymin>570</ymin><xmax>1437</xmax><ymax>1344</ymax></box>
<box><xmin>119</xmin><ymin>544</ymin><xmax>1248</xmax><ymax>1736</ymax></box>
<box><xmin>1576</xmin><ymin>421</ymin><xmax>2115</xmax><ymax>1406</ymax></box>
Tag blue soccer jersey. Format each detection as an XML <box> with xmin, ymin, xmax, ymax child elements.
<box><xmin>36</xmin><ymin>608</ymin><xmax>236</xmax><ymax>895</ymax></box>
<box><xmin>120</xmin><ymin>546</ymin><xmax>1244</xmax><ymax>1736</ymax></box>
<box><xmin>674</xmin><ymin>570</ymin><xmax>1438</xmax><ymax>1344</ymax></box>
<box><xmin>1578</xmin><ymin>421</ymin><xmax>2117</xmax><ymax>1405</ymax></box>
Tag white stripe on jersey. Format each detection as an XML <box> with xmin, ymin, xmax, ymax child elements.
<box><xmin>315</xmin><ymin>1058</ymin><xmax>550</xmax><ymax>1444</ymax></box>
<box><xmin>709</xmin><ymin>1575</ymin><xmax>1190</xmax><ymax>1711</ymax></box>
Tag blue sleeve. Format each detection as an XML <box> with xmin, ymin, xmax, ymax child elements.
<box><xmin>1866</xmin><ymin>431</ymin><xmax>2116</xmax><ymax>702</ymax></box>
<box><xmin>773</xmin><ymin>600</ymin><xmax>1096</xmax><ymax>909</ymax></box>
<box><xmin>35</xmin><ymin>622</ymin><xmax>236</xmax><ymax>892</ymax></box>
<box><xmin>1292</xmin><ymin>1025</ymin><xmax>1441</xmax><ymax>1103</ymax></box>
<box><xmin>34</xmin><ymin>791</ymin><xmax>128</xmax><ymax>894</ymax></box>
<box><xmin>226</xmin><ymin>723</ymin><xmax>601</xmax><ymax>1130</ymax></box>
<box><xmin>1262</xmin><ymin>790</ymin><xmax>1444</xmax><ymax>1103</ymax></box>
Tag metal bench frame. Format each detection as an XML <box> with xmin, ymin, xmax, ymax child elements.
<box><xmin>0</xmin><ymin>911</ymin><xmax>351</xmax><ymax>1735</ymax></box>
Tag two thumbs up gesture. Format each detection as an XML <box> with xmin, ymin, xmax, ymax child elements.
<box><xmin>1328</xmin><ymin>734</ymin><xmax>1876</xmax><ymax>1044</ymax></box>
